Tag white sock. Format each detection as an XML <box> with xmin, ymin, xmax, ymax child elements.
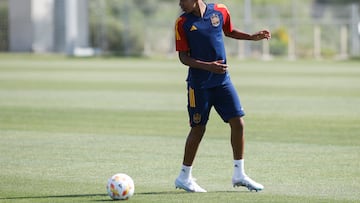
<box><xmin>178</xmin><ymin>165</ymin><xmax>192</xmax><ymax>180</ymax></box>
<box><xmin>233</xmin><ymin>159</ymin><xmax>246</xmax><ymax>178</ymax></box>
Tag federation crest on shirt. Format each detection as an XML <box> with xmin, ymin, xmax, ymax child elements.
<box><xmin>210</xmin><ymin>14</ymin><xmax>220</xmax><ymax>27</ymax></box>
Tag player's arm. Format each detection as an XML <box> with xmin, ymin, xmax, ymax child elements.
<box><xmin>178</xmin><ymin>51</ymin><xmax>228</xmax><ymax>74</ymax></box>
<box><xmin>217</xmin><ymin>4</ymin><xmax>270</xmax><ymax>41</ymax></box>
<box><xmin>225</xmin><ymin>28</ymin><xmax>271</xmax><ymax>41</ymax></box>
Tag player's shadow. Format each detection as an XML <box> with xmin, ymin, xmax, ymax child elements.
<box><xmin>137</xmin><ymin>191</ymin><xmax>244</xmax><ymax>195</ymax></box>
<box><xmin>0</xmin><ymin>194</ymin><xmax>107</xmax><ymax>201</ymax></box>
<box><xmin>0</xmin><ymin>192</ymin><xmax>183</xmax><ymax>202</ymax></box>
<box><xmin>0</xmin><ymin>190</ymin><xmax>248</xmax><ymax>202</ymax></box>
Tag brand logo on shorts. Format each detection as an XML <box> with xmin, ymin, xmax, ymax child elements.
<box><xmin>193</xmin><ymin>113</ymin><xmax>202</xmax><ymax>124</ymax></box>
<box><xmin>210</xmin><ymin>14</ymin><xmax>220</xmax><ymax>27</ymax></box>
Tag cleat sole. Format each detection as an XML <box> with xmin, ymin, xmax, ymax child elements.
<box><xmin>233</xmin><ymin>182</ymin><xmax>263</xmax><ymax>192</ymax></box>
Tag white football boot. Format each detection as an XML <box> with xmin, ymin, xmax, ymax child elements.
<box><xmin>232</xmin><ymin>176</ymin><xmax>264</xmax><ymax>192</ymax></box>
<box><xmin>175</xmin><ymin>177</ymin><xmax>207</xmax><ymax>193</ymax></box>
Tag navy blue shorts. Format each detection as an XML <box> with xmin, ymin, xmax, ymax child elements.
<box><xmin>187</xmin><ymin>81</ymin><xmax>245</xmax><ymax>127</ymax></box>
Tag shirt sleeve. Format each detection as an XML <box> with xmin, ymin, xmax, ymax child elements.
<box><xmin>215</xmin><ymin>4</ymin><xmax>233</xmax><ymax>34</ymax></box>
<box><xmin>175</xmin><ymin>16</ymin><xmax>189</xmax><ymax>52</ymax></box>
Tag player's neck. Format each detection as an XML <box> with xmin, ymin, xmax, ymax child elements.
<box><xmin>192</xmin><ymin>1</ymin><xmax>206</xmax><ymax>18</ymax></box>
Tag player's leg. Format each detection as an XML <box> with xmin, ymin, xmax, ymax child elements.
<box><xmin>175</xmin><ymin>125</ymin><xmax>207</xmax><ymax>192</ymax></box>
<box><xmin>175</xmin><ymin>86</ymin><xmax>210</xmax><ymax>192</ymax></box>
<box><xmin>183</xmin><ymin>125</ymin><xmax>206</xmax><ymax>166</ymax></box>
<box><xmin>229</xmin><ymin>117</ymin><xmax>245</xmax><ymax>160</ymax></box>
<box><xmin>229</xmin><ymin>120</ymin><xmax>264</xmax><ymax>191</ymax></box>
<box><xmin>214</xmin><ymin>83</ymin><xmax>264</xmax><ymax>192</ymax></box>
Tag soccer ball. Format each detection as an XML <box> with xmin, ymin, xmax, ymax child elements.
<box><xmin>106</xmin><ymin>173</ymin><xmax>135</xmax><ymax>200</ymax></box>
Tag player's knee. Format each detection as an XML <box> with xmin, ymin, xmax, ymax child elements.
<box><xmin>189</xmin><ymin>125</ymin><xmax>206</xmax><ymax>141</ymax></box>
<box><xmin>229</xmin><ymin>117</ymin><xmax>245</xmax><ymax>131</ymax></box>
<box><xmin>191</xmin><ymin>125</ymin><xmax>206</xmax><ymax>135</ymax></box>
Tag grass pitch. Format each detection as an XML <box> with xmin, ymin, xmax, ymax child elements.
<box><xmin>0</xmin><ymin>54</ymin><xmax>359</xmax><ymax>202</ymax></box>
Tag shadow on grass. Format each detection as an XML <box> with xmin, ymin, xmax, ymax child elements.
<box><xmin>137</xmin><ymin>191</ymin><xmax>247</xmax><ymax>195</ymax></box>
<box><xmin>0</xmin><ymin>190</ymin><xmax>249</xmax><ymax>201</ymax></box>
<box><xmin>0</xmin><ymin>194</ymin><xmax>107</xmax><ymax>200</ymax></box>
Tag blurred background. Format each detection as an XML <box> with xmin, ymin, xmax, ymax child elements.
<box><xmin>0</xmin><ymin>0</ymin><xmax>360</xmax><ymax>59</ymax></box>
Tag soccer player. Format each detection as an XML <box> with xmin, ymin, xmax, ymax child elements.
<box><xmin>174</xmin><ymin>0</ymin><xmax>271</xmax><ymax>193</ymax></box>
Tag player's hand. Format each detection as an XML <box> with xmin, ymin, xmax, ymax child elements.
<box><xmin>252</xmin><ymin>30</ymin><xmax>271</xmax><ymax>41</ymax></box>
<box><xmin>207</xmin><ymin>60</ymin><xmax>228</xmax><ymax>74</ymax></box>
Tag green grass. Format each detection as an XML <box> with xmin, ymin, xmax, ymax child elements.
<box><xmin>0</xmin><ymin>55</ymin><xmax>359</xmax><ymax>202</ymax></box>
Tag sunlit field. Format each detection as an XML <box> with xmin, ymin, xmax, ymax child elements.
<box><xmin>0</xmin><ymin>54</ymin><xmax>359</xmax><ymax>202</ymax></box>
